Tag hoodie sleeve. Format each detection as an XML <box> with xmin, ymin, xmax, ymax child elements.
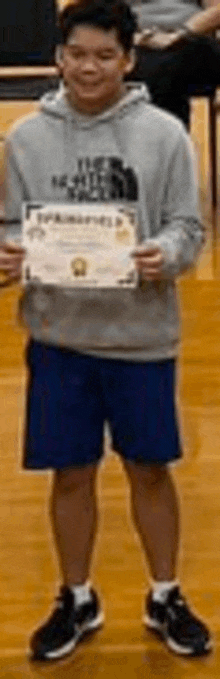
<box><xmin>151</xmin><ymin>129</ymin><xmax>206</xmax><ymax>278</ymax></box>
<box><xmin>3</xmin><ymin>137</ymin><xmax>27</xmax><ymax>244</ymax></box>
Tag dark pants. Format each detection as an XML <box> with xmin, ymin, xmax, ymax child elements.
<box><xmin>128</xmin><ymin>34</ymin><xmax>220</xmax><ymax>129</ymax></box>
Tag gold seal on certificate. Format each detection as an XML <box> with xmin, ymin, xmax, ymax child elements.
<box><xmin>22</xmin><ymin>202</ymin><xmax>138</xmax><ymax>288</ymax></box>
<box><xmin>71</xmin><ymin>257</ymin><xmax>88</xmax><ymax>278</ymax></box>
<box><xmin>115</xmin><ymin>227</ymin><xmax>130</xmax><ymax>244</ymax></box>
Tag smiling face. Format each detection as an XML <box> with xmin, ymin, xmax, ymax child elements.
<box><xmin>59</xmin><ymin>25</ymin><xmax>135</xmax><ymax>114</ymax></box>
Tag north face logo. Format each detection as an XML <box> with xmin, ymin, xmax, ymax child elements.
<box><xmin>51</xmin><ymin>156</ymin><xmax>138</xmax><ymax>202</ymax></box>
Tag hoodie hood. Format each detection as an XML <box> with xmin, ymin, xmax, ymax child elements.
<box><xmin>39</xmin><ymin>81</ymin><xmax>151</xmax><ymax>126</ymax></box>
<box><xmin>38</xmin><ymin>81</ymin><xmax>152</xmax><ymax>160</ymax></box>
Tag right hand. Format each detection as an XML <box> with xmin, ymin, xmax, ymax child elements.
<box><xmin>0</xmin><ymin>242</ymin><xmax>26</xmax><ymax>285</ymax></box>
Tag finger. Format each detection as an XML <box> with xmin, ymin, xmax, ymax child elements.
<box><xmin>135</xmin><ymin>251</ymin><xmax>163</xmax><ymax>260</ymax></box>
<box><xmin>0</xmin><ymin>263</ymin><xmax>23</xmax><ymax>273</ymax></box>
<box><xmin>138</xmin><ymin>270</ymin><xmax>163</xmax><ymax>279</ymax></box>
<box><xmin>4</xmin><ymin>242</ymin><xmax>25</xmax><ymax>253</ymax></box>
<box><xmin>0</xmin><ymin>264</ymin><xmax>22</xmax><ymax>274</ymax></box>
<box><xmin>132</xmin><ymin>243</ymin><xmax>161</xmax><ymax>254</ymax></box>
<box><xmin>141</xmin><ymin>263</ymin><xmax>163</xmax><ymax>274</ymax></box>
<box><xmin>4</xmin><ymin>248</ymin><xmax>25</xmax><ymax>258</ymax></box>
<box><xmin>142</xmin><ymin>272</ymin><xmax>162</xmax><ymax>281</ymax></box>
<box><xmin>137</xmin><ymin>252</ymin><xmax>164</xmax><ymax>263</ymax></box>
<box><xmin>143</xmin><ymin>272</ymin><xmax>162</xmax><ymax>279</ymax></box>
<box><xmin>136</xmin><ymin>256</ymin><xmax>163</xmax><ymax>266</ymax></box>
<box><xmin>0</xmin><ymin>266</ymin><xmax>17</xmax><ymax>274</ymax></box>
<box><xmin>132</xmin><ymin>247</ymin><xmax>161</xmax><ymax>258</ymax></box>
<box><xmin>0</xmin><ymin>254</ymin><xmax>24</xmax><ymax>266</ymax></box>
<box><xmin>136</xmin><ymin>260</ymin><xmax>164</xmax><ymax>271</ymax></box>
<box><xmin>133</xmin><ymin>255</ymin><xmax>163</xmax><ymax>267</ymax></box>
<box><xmin>0</xmin><ymin>248</ymin><xmax>24</xmax><ymax>257</ymax></box>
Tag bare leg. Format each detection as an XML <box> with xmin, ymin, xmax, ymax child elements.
<box><xmin>50</xmin><ymin>464</ymin><xmax>98</xmax><ymax>586</ymax></box>
<box><xmin>124</xmin><ymin>461</ymin><xmax>180</xmax><ymax>581</ymax></box>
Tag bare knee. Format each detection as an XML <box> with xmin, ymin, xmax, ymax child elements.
<box><xmin>123</xmin><ymin>460</ymin><xmax>169</xmax><ymax>492</ymax></box>
<box><xmin>54</xmin><ymin>464</ymin><xmax>98</xmax><ymax>496</ymax></box>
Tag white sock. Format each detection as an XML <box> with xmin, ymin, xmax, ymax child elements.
<box><xmin>151</xmin><ymin>579</ymin><xmax>178</xmax><ymax>604</ymax></box>
<box><xmin>70</xmin><ymin>582</ymin><xmax>92</xmax><ymax>608</ymax></box>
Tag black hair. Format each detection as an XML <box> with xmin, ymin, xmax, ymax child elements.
<box><xmin>58</xmin><ymin>0</ymin><xmax>138</xmax><ymax>53</ymax></box>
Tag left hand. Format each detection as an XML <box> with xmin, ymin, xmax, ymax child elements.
<box><xmin>0</xmin><ymin>241</ymin><xmax>26</xmax><ymax>287</ymax></box>
<box><xmin>136</xmin><ymin>29</ymin><xmax>185</xmax><ymax>50</ymax></box>
<box><xmin>132</xmin><ymin>244</ymin><xmax>165</xmax><ymax>281</ymax></box>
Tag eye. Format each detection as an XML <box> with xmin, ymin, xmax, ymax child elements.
<box><xmin>68</xmin><ymin>49</ymin><xmax>84</xmax><ymax>59</ymax></box>
<box><xmin>99</xmin><ymin>53</ymin><xmax>114</xmax><ymax>60</ymax></box>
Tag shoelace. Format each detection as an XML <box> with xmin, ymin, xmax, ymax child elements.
<box><xmin>44</xmin><ymin>588</ymin><xmax>75</xmax><ymax>635</ymax></box>
<box><xmin>167</xmin><ymin>592</ymin><xmax>198</xmax><ymax>628</ymax></box>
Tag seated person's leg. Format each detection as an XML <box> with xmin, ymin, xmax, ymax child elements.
<box><xmin>128</xmin><ymin>34</ymin><xmax>220</xmax><ymax>128</ymax></box>
<box><xmin>127</xmin><ymin>47</ymin><xmax>190</xmax><ymax>128</ymax></box>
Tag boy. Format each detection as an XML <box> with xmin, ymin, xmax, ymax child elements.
<box><xmin>1</xmin><ymin>0</ymin><xmax>212</xmax><ymax>662</ymax></box>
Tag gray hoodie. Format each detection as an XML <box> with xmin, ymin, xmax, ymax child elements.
<box><xmin>4</xmin><ymin>83</ymin><xmax>205</xmax><ymax>361</ymax></box>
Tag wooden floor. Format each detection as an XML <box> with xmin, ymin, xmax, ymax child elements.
<box><xmin>0</xmin><ymin>97</ymin><xmax>219</xmax><ymax>677</ymax></box>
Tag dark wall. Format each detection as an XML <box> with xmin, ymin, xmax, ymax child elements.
<box><xmin>0</xmin><ymin>0</ymin><xmax>57</xmax><ymax>65</ymax></box>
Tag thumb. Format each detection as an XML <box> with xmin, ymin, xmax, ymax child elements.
<box><xmin>4</xmin><ymin>242</ymin><xmax>25</xmax><ymax>254</ymax></box>
<box><xmin>132</xmin><ymin>242</ymin><xmax>160</xmax><ymax>256</ymax></box>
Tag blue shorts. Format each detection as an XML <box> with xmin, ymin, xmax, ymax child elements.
<box><xmin>24</xmin><ymin>340</ymin><xmax>182</xmax><ymax>470</ymax></box>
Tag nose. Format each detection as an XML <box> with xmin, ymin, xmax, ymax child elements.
<box><xmin>80</xmin><ymin>57</ymin><xmax>99</xmax><ymax>74</ymax></box>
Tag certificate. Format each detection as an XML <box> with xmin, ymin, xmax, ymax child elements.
<box><xmin>22</xmin><ymin>202</ymin><xmax>138</xmax><ymax>288</ymax></box>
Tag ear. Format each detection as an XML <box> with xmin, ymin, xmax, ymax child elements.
<box><xmin>55</xmin><ymin>45</ymin><xmax>64</xmax><ymax>77</ymax></box>
<box><xmin>123</xmin><ymin>48</ymin><xmax>136</xmax><ymax>75</ymax></box>
<box><xmin>55</xmin><ymin>45</ymin><xmax>63</xmax><ymax>66</ymax></box>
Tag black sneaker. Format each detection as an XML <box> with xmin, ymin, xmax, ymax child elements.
<box><xmin>29</xmin><ymin>586</ymin><xmax>104</xmax><ymax>661</ymax></box>
<box><xmin>143</xmin><ymin>586</ymin><xmax>213</xmax><ymax>656</ymax></box>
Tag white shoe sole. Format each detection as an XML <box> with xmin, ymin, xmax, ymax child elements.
<box><xmin>143</xmin><ymin>614</ymin><xmax>213</xmax><ymax>656</ymax></box>
<box><xmin>30</xmin><ymin>611</ymin><xmax>105</xmax><ymax>661</ymax></box>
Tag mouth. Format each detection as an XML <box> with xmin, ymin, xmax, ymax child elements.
<box><xmin>75</xmin><ymin>80</ymin><xmax>103</xmax><ymax>88</ymax></box>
